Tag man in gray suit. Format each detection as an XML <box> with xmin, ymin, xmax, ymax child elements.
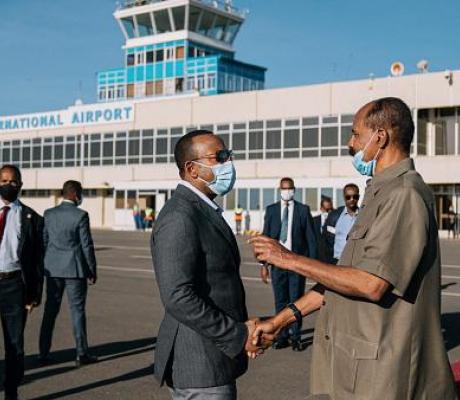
<box><xmin>39</xmin><ymin>180</ymin><xmax>98</xmax><ymax>367</ymax></box>
<box><xmin>152</xmin><ymin>130</ymin><xmax>269</xmax><ymax>400</ymax></box>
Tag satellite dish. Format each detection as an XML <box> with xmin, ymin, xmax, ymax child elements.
<box><xmin>417</xmin><ymin>60</ymin><xmax>429</xmax><ymax>73</ymax></box>
<box><xmin>390</xmin><ymin>61</ymin><xmax>405</xmax><ymax>77</ymax></box>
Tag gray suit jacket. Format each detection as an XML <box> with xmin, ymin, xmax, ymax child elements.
<box><xmin>152</xmin><ymin>184</ymin><xmax>248</xmax><ymax>389</ymax></box>
<box><xmin>43</xmin><ymin>202</ymin><xmax>97</xmax><ymax>279</ymax></box>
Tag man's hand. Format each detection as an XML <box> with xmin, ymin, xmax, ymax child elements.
<box><xmin>260</xmin><ymin>264</ymin><xmax>270</xmax><ymax>284</ymax></box>
<box><xmin>245</xmin><ymin>319</ymin><xmax>275</xmax><ymax>359</ymax></box>
<box><xmin>251</xmin><ymin>317</ymin><xmax>282</xmax><ymax>349</ymax></box>
<box><xmin>250</xmin><ymin>235</ymin><xmax>293</xmax><ymax>269</ymax></box>
<box><xmin>88</xmin><ymin>276</ymin><xmax>97</xmax><ymax>285</ymax></box>
<box><xmin>25</xmin><ymin>302</ymin><xmax>38</xmax><ymax>314</ymax></box>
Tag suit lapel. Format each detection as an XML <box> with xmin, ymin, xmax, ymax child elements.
<box><xmin>272</xmin><ymin>202</ymin><xmax>282</xmax><ymax>239</ymax></box>
<box><xmin>175</xmin><ymin>185</ymin><xmax>240</xmax><ymax>264</ymax></box>
<box><xmin>197</xmin><ymin>200</ymin><xmax>240</xmax><ymax>263</ymax></box>
<box><xmin>18</xmin><ymin>202</ymin><xmax>31</xmax><ymax>258</ymax></box>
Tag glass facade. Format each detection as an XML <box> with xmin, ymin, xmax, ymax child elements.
<box><xmin>0</xmin><ymin>113</ymin><xmax>355</xmax><ymax>169</ymax></box>
<box><xmin>416</xmin><ymin>107</ymin><xmax>460</xmax><ymax>156</ymax></box>
<box><xmin>8</xmin><ymin>106</ymin><xmax>460</xmax><ymax>170</ymax></box>
<box><xmin>97</xmin><ymin>40</ymin><xmax>265</xmax><ymax>101</ymax></box>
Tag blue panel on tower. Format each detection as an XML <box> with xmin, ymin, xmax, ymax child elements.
<box><xmin>155</xmin><ymin>63</ymin><xmax>164</xmax><ymax>79</ymax></box>
<box><xmin>135</xmin><ymin>66</ymin><xmax>144</xmax><ymax>82</ymax></box>
<box><xmin>146</xmin><ymin>65</ymin><xmax>154</xmax><ymax>81</ymax></box>
<box><xmin>165</xmin><ymin>62</ymin><xmax>174</xmax><ymax>77</ymax></box>
<box><xmin>127</xmin><ymin>68</ymin><xmax>135</xmax><ymax>83</ymax></box>
<box><xmin>176</xmin><ymin>61</ymin><xmax>184</xmax><ymax>76</ymax></box>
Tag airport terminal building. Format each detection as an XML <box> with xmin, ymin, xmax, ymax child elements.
<box><xmin>1</xmin><ymin>0</ymin><xmax>460</xmax><ymax>231</ymax></box>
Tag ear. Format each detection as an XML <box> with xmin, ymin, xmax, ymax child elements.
<box><xmin>184</xmin><ymin>161</ymin><xmax>199</xmax><ymax>179</ymax></box>
<box><xmin>376</xmin><ymin>129</ymin><xmax>390</xmax><ymax>149</ymax></box>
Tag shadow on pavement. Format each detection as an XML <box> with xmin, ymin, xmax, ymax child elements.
<box><xmin>0</xmin><ymin>337</ymin><xmax>156</xmax><ymax>395</ymax></box>
<box><xmin>442</xmin><ymin>313</ymin><xmax>460</xmax><ymax>352</ymax></box>
<box><xmin>441</xmin><ymin>282</ymin><xmax>457</xmax><ymax>291</ymax></box>
<box><xmin>27</xmin><ymin>364</ymin><xmax>155</xmax><ymax>400</ymax></box>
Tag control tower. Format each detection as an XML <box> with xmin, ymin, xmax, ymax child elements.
<box><xmin>97</xmin><ymin>0</ymin><xmax>266</xmax><ymax>102</ymax></box>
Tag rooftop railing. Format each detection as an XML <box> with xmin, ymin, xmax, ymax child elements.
<box><xmin>117</xmin><ymin>0</ymin><xmax>247</xmax><ymax>18</ymax></box>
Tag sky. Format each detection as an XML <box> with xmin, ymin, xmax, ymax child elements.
<box><xmin>1</xmin><ymin>0</ymin><xmax>460</xmax><ymax>116</ymax></box>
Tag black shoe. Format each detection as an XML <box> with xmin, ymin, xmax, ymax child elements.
<box><xmin>38</xmin><ymin>354</ymin><xmax>55</xmax><ymax>366</ymax></box>
<box><xmin>75</xmin><ymin>354</ymin><xmax>98</xmax><ymax>368</ymax></box>
<box><xmin>291</xmin><ymin>339</ymin><xmax>304</xmax><ymax>352</ymax></box>
<box><xmin>272</xmin><ymin>338</ymin><xmax>289</xmax><ymax>350</ymax></box>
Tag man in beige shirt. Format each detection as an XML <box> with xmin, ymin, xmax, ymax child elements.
<box><xmin>250</xmin><ymin>97</ymin><xmax>457</xmax><ymax>399</ymax></box>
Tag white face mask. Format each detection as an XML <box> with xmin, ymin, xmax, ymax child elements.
<box><xmin>280</xmin><ymin>189</ymin><xmax>295</xmax><ymax>202</ymax></box>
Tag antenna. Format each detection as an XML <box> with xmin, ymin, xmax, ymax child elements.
<box><xmin>75</xmin><ymin>80</ymin><xmax>84</xmax><ymax>106</ymax></box>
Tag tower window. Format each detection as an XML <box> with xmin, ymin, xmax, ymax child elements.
<box><xmin>146</xmin><ymin>51</ymin><xmax>154</xmax><ymax>63</ymax></box>
<box><xmin>156</xmin><ymin>49</ymin><xmax>164</xmax><ymax>62</ymax></box>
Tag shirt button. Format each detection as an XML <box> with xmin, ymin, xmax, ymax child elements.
<box><xmin>325</xmin><ymin>334</ymin><xmax>330</xmax><ymax>341</ymax></box>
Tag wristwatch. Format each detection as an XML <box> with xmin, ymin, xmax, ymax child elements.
<box><xmin>287</xmin><ymin>303</ymin><xmax>302</xmax><ymax>324</ymax></box>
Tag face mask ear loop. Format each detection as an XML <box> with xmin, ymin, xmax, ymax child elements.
<box><xmin>191</xmin><ymin>160</ymin><xmax>217</xmax><ymax>185</ymax></box>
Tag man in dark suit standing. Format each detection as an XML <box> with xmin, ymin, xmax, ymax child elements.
<box><xmin>152</xmin><ymin>130</ymin><xmax>267</xmax><ymax>400</ymax></box>
<box><xmin>0</xmin><ymin>165</ymin><xmax>44</xmax><ymax>400</ymax></box>
<box><xmin>260</xmin><ymin>177</ymin><xmax>316</xmax><ymax>351</ymax></box>
<box><xmin>39</xmin><ymin>180</ymin><xmax>97</xmax><ymax>368</ymax></box>
<box><xmin>312</xmin><ymin>196</ymin><xmax>333</xmax><ymax>262</ymax></box>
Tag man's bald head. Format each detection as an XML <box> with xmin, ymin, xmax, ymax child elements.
<box><xmin>359</xmin><ymin>97</ymin><xmax>414</xmax><ymax>154</ymax></box>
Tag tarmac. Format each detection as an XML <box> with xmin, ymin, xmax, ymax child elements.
<box><xmin>0</xmin><ymin>230</ymin><xmax>459</xmax><ymax>399</ymax></box>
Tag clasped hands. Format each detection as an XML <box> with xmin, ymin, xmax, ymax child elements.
<box><xmin>244</xmin><ymin>318</ymin><xmax>281</xmax><ymax>359</ymax></box>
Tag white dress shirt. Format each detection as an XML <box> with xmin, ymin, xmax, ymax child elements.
<box><xmin>280</xmin><ymin>200</ymin><xmax>294</xmax><ymax>251</ymax></box>
<box><xmin>0</xmin><ymin>199</ymin><xmax>22</xmax><ymax>272</ymax></box>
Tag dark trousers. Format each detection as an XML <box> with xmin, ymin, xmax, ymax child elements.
<box><xmin>39</xmin><ymin>278</ymin><xmax>89</xmax><ymax>357</ymax></box>
<box><xmin>0</xmin><ymin>275</ymin><xmax>26</xmax><ymax>397</ymax></box>
<box><xmin>271</xmin><ymin>266</ymin><xmax>305</xmax><ymax>341</ymax></box>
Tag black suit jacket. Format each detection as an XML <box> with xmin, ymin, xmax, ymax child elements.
<box><xmin>18</xmin><ymin>202</ymin><xmax>45</xmax><ymax>305</ymax></box>
<box><xmin>313</xmin><ymin>214</ymin><xmax>322</xmax><ymax>240</ymax></box>
<box><xmin>263</xmin><ymin>201</ymin><xmax>317</xmax><ymax>259</ymax></box>
<box><xmin>152</xmin><ymin>184</ymin><xmax>248</xmax><ymax>389</ymax></box>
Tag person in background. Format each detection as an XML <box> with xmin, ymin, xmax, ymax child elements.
<box><xmin>133</xmin><ymin>203</ymin><xmax>144</xmax><ymax>231</ymax></box>
<box><xmin>322</xmin><ymin>183</ymin><xmax>360</xmax><ymax>264</ymax></box>
<box><xmin>144</xmin><ymin>206</ymin><xmax>154</xmax><ymax>230</ymax></box>
<box><xmin>313</xmin><ymin>196</ymin><xmax>333</xmax><ymax>261</ymax></box>
<box><xmin>234</xmin><ymin>204</ymin><xmax>243</xmax><ymax>235</ymax></box>
<box><xmin>39</xmin><ymin>180</ymin><xmax>98</xmax><ymax>368</ymax></box>
<box><xmin>447</xmin><ymin>206</ymin><xmax>457</xmax><ymax>239</ymax></box>
<box><xmin>0</xmin><ymin>165</ymin><xmax>44</xmax><ymax>400</ymax></box>
<box><xmin>261</xmin><ymin>177</ymin><xmax>317</xmax><ymax>351</ymax></box>
<box><xmin>243</xmin><ymin>208</ymin><xmax>251</xmax><ymax>234</ymax></box>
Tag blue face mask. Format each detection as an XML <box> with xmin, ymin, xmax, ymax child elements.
<box><xmin>193</xmin><ymin>160</ymin><xmax>236</xmax><ymax>196</ymax></box>
<box><xmin>352</xmin><ymin>133</ymin><xmax>381</xmax><ymax>177</ymax></box>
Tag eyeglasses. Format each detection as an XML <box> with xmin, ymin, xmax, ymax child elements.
<box><xmin>345</xmin><ymin>194</ymin><xmax>360</xmax><ymax>201</ymax></box>
<box><xmin>190</xmin><ymin>149</ymin><xmax>233</xmax><ymax>164</ymax></box>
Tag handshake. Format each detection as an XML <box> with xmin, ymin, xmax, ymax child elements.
<box><xmin>244</xmin><ymin>317</ymin><xmax>281</xmax><ymax>359</ymax></box>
